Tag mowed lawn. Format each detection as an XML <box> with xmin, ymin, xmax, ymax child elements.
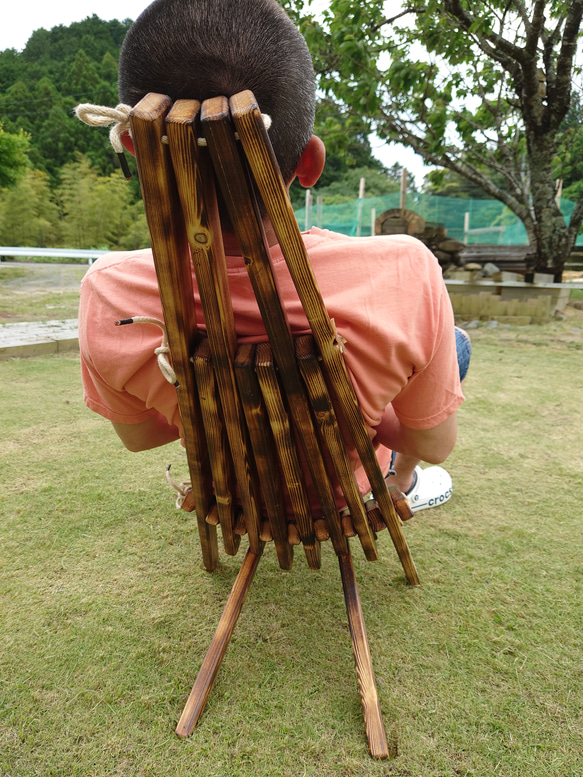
<box><xmin>0</xmin><ymin>304</ymin><xmax>582</xmax><ymax>776</ymax></box>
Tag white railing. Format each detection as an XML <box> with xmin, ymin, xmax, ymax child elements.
<box><xmin>0</xmin><ymin>247</ymin><xmax>108</xmax><ymax>264</ymax></box>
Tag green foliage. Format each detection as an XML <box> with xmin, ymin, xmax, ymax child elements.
<box><xmin>0</xmin><ymin>168</ymin><xmax>59</xmax><ymax>245</ymax></box>
<box><xmin>0</xmin><ymin>154</ymin><xmax>149</xmax><ymax>250</ymax></box>
<box><xmin>556</xmin><ymin>93</ymin><xmax>583</xmax><ymax>202</ymax></box>
<box><xmin>311</xmin><ymin>165</ymin><xmax>398</xmax><ymax>205</ymax></box>
<box><xmin>0</xmin><ymin>15</ymin><xmax>131</xmax><ymax>179</ymax></box>
<box><xmin>289</xmin><ymin>97</ymin><xmax>390</xmax><ymax>208</ymax></box>
<box><xmin>0</xmin><ymin>16</ymin><xmax>146</xmax><ymax>250</ymax></box>
<box><xmin>284</xmin><ymin>0</ymin><xmax>583</xmax><ymax>274</ymax></box>
<box><xmin>0</xmin><ymin>123</ymin><xmax>30</xmax><ymax>188</ymax></box>
<box><xmin>57</xmin><ymin>154</ymin><xmax>149</xmax><ymax>250</ymax></box>
<box><xmin>424</xmin><ymin>168</ymin><xmax>505</xmax><ymax>199</ymax></box>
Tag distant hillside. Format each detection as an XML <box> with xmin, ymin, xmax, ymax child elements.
<box><xmin>0</xmin><ymin>15</ymin><xmax>131</xmax><ymax>180</ymax></box>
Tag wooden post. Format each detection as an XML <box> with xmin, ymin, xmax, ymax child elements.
<box><xmin>305</xmin><ymin>188</ymin><xmax>313</xmax><ymax>231</ymax></box>
<box><xmin>316</xmin><ymin>195</ymin><xmax>323</xmax><ymax>228</ymax></box>
<box><xmin>399</xmin><ymin>169</ymin><xmax>408</xmax><ymax>211</ymax></box>
<box><xmin>356</xmin><ymin>177</ymin><xmax>366</xmax><ymax>236</ymax></box>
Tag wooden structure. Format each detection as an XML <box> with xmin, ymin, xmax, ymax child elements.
<box><xmin>129</xmin><ymin>90</ymin><xmax>419</xmax><ymax>759</ymax></box>
<box><xmin>375</xmin><ymin>207</ymin><xmax>465</xmax><ymax>268</ymax></box>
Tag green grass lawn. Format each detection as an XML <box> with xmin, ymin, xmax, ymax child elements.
<box><xmin>0</xmin><ymin>309</ymin><xmax>582</xmax><ymax>776</ymax></box>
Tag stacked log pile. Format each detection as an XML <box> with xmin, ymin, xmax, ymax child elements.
<box><xmin>375</xmin><ymin>208</ymin><xmax>466</xmax><ymax>269</ymax></box>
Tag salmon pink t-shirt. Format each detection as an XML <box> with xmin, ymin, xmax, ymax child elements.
<box><xmin>79</xmin><ymin>228</ymin><xmax>463</xmax><ymax>505</ymax></box>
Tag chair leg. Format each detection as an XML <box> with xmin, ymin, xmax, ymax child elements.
<box><xmin>175</xmin><ymin>548</ymin><xmax>261</xmax><ymax>737</ymax></box>
<box><xmin>339</xmin><ymin>550</ymin><xmax>390</xmax><ymax>759</ymax></box>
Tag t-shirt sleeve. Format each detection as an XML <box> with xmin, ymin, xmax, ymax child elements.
<box><xmin>78</xmin><ymin>258</ymin><xmax>163</xmax><ymax>425</ymax></box>
<box><xmin>390</xmin><ymin>280</ymin><xmax>464</xmax><ymax>430</ymax></box>
<box><xmin>80</xmin><ymin>351</ymin><xmax>158</xmax><ymax>423</ymax></box>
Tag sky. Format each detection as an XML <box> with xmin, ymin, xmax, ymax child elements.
<box><xmin>3</xmin><ymin>0</ymin><xmax>430</xmax><ymax>185</ymax></box>
<box><xmin>3</xmin><ymin>0</ymin><xmax>150</xmax><ymax>52</ymax></box>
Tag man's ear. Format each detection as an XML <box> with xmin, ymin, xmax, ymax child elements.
<box><xmin>120</xmin><ymin>130</ymin><xmax>136</xmax><ymax>156</ymax></box>
<box><xmin>293</xmin><ymin>135</ymin><xmax>326</xmax><ymax>187</ymax></box>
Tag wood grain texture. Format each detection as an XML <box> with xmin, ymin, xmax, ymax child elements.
<box><xmin>235</xmin><ymin>342</ymin><xmax>294</xmax><ymax>571</ymax></box>
<box><xmin>166</xmin><ymin>99</ymin><xmax>262</xmax><ymax>554</ymax></box>
<box><xmin>255</xmin><ymin>343</ymin><xmax>321</xmax><ymax>571</ymax></box>
<box><xmin>130</xmin><ymin>93</ymin><xmax>218</xmax><ymax>571</ymax></box>
<box><xmin>192</xmin><ymin>338</ymin><xmax>240</xmax><ymax>556</ymax></box>
<box><xmin>200</xmin><ymin>98</ymin><xmax>348</xmax><ymax>557</ymax></box>
<box><xmin>230</xmin><ymin>91</ymin><xmax>419</xmax><ymax>585</ymax></box>
<box><xmin>339</xmin><ymin>551</ymin><xmax>390</xmax><ymax>759</ymax></box>
<box><xmin>175</xmin><ymin>549</ymin><xmax>262</xmax><ymax>738</ymax></box>
<box><xmin>295</xmin><ymin>334</ymin><xmax>376</xmax><ymax>560</ymax></box>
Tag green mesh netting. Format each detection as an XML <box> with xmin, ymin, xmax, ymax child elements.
<box><xmin>294</xmin><ymin>192</ymin><xmax>583</xmax><ymax>245</ymax></box>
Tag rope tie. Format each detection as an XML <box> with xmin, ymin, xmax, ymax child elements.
<box><xmin>75</xmin><ymin>103</ymin><xmax>131</xmax><ymax>153</ymax></box>
<box><xmin>166</xmin><ymin>465</ymin><xmax>193</xmax><ymax>510</ymax></box>
<box><xmin>75</xmin><ymin>103</ymin><xmax>133</xmax><ymax>178</ymax></box>
<box><xmin>75</xmin><ymin>101</ymin><xmax>272</xmax><ymax>178</ymax></box>
<box><xmin>115</xmin><ymin>316</ymin><xmax>178</xmax><ymax>386</ymax></box>
<box><xmin>331</xmin><ymin>317</ymin><xmax>347</xmax><ymax>353</ymax></box>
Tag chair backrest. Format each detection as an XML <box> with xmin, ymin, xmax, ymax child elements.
<box><xmin>129</xmin><ymin>90</ymin><xmax>418</xmax><ymax>584</ymax></box>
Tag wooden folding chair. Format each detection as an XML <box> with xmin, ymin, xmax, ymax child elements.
<box><xmin>129</xmin><ymin>90</ymin><xmax>420</xmax><ymax>759</ymax></box>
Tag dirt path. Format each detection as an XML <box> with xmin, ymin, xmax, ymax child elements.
<box><xmin>0</xmin><ymin>263</ymin><xmax>88</xmax><ymax>291</ymax></box>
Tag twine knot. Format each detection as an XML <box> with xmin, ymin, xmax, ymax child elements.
<box><xmin>75</xmin><ymin>101</ymin><xmax>272</xmax><ymax>153</ymax></box>
<box><xmin>115</xmin><ymin>316</ymin><xmax>178</xmax><ymax>386</ymax></box>
<box><xmin>75</xmin><ymin>103</ymin><xmax>132</xmax><ymax>154</ymax></box>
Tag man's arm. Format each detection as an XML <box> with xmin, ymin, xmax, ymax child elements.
<box><xmin>111</xmin><ymin>413</ymin><xmax>180</xmax><ymax>452</ymax></box>
<box><xmin>375</xmin><ymin>404</ymin><xmax>457</xmax><ymax>465</ymax></box>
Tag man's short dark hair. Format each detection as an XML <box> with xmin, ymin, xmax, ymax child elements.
<box><xmin>119</xmin><ymin>0</ymin><xmax>316</xmax><ymax>183</ymax></box>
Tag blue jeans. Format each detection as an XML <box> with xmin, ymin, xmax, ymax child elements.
<box><xmin>455</xmin><ymin>326</ymin><xmax>472</xmax><ymax>382</ymax></box>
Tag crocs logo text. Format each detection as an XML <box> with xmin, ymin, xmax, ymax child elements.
<box><xmin>428</xmin><ymin>487</ymin><xmax>452</xmax><ymax>507</ymax></box>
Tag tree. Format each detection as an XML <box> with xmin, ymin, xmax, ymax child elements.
<box><xmin>0</xmin><ymin>123</ymin><xmax>30</xmax><ymax>188</ymax></box>
<box><xmin>286</xmin><ymin>0</ymin><xmax>583</xmax><ymax>279</ymax></box>
<box><xmin>0</xmin><ymin>16</ymin><xmax>132</xmax><ymax>181</ymax></box>
<box><xmin>57</xmin><ymin>154</ymin><xmax>148</xmax><ymax>250</ymax></box>
<box><xmin>0</xmin><ymin>168</ymin><xmax>60</xmax><ymax>246</ymax></box>
<box><xmin>289</xmin><ymin>96</ymin><xmax>396</xmax><ymax>207</ymax></box>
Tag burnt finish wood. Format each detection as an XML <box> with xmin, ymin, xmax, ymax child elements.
<box><xmin>200</xmin><ymin>97</ymin><xmax>348</xmax><ymax>559</ymax></box>
<box><xmin>192</xmin><ymin>339</ymin><xmax>240</xmax><ymax>556</ymax></box>
<box><xmin>166</xmin><ymin>99</ymin><xmax>262</xmax><ymax>554</ymax></box>
<box><xmin>175</xmin><ymin>548</ymin><xmax>262</xmax><ymax>739</ymax></box>
<box><xmin>135</xmin><ymin>91</ymin><xmax>421</xmax><ymax>756</ymax></box>
<box><xmin>230</xmin><ymin>90</ymin><xmax>419</xmax><ymax>586</ymax></box>
<box><xmin>295</xmin><ymin>334</ymin><xmax>377</xmax><ymax>561</ymax></box>
<box><xmin>130</xmin><ymin>93</ymin><xmax>218</xmax><ymax>572</ymax></box>
<box><xmin>235</xmin><ymin>342</ymin><xmax>294</xmax><ymax>571</ymax></box>
<box><xmin>339</xmin><ymin>550</ymin><xmax>390</xmax><ymax>759</ymax></box>
<box><xmin>255</xmin><ymin>342</ymin><xmax>321</xmax><ymax>571</ymax></box>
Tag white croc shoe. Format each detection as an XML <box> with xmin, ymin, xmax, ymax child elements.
<box><xmin>405</xmin><ymin>465</ymin><xmax>453</xmax><ymax>513</ymax></box>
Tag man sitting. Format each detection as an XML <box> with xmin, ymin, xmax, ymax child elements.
<box><xmin>77</xmin><ymin>0</ymin><xmax>468</xmax><ymax>514</ymax></box>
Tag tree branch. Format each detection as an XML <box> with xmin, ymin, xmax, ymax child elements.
<box><xmin>445</xmin><ymin>0</ymin><xmax>525</xmax><ymax>66</ymax></box>
<box><xmin>523</xmin><ymin>0</ymin><xmax>546</xmax><ymax>58</ymax></box>
<box><xmin>371</xmin><ymin>5</ymin><xmax>426</xmax><ymax>34</ymax></box>
<box><xmin>378</xmin><ymin>109</ymin><xmax>532</xmax><ymax>225</ymax></box>
<box><xmin>552</xmin><ymin>0</ymin><xmax>583</xmax><ymax>121</ymax></box>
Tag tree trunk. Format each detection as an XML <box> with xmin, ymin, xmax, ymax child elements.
<box><xmin>526</xmin><ymin>132</ymin><xmax>573</xmax><ymax>280</ymax></box>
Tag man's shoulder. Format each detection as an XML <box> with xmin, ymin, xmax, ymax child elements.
<box><xmin>82</xmin><ymin>249</ymin><xmax>156</xmax><ymax>291</ymax></box>
<box><xmin>304</xmin><ymin>228</ymin><xmax>438</xmax><ymax>275</ymax></box>
<box><xmin>305</xmin><ymin>227</ymin><xmax>432</xmax><ymax>254</ymax></box>
<box><xmin>85</xmin><ymin>248</ymin><xmax>154</xmax><ymax>275</ymax></box>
